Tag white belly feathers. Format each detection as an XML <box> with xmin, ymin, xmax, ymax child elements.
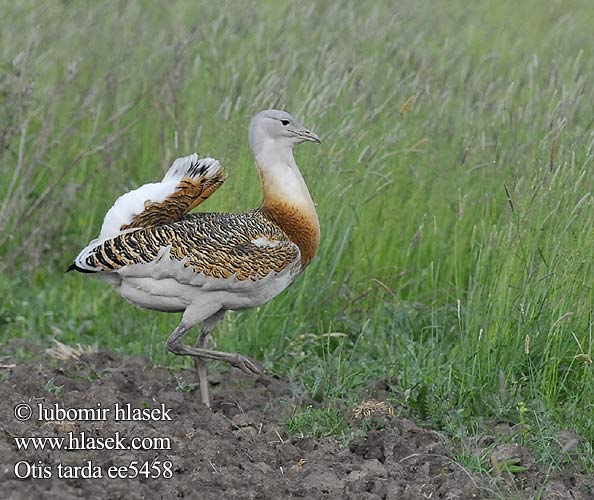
<box><xmin>108</xmin><ymin>244</ymin><xmax>301</xmax><ymax>313</ymax></box>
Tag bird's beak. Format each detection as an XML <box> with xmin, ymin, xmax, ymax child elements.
<box><xmin>296</xmin><ymin>128</ymin><xmax>321</xmax><ymax>144</ymax></box>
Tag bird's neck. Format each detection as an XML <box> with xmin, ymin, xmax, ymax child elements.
<box><xmin>254</xmin><ymin>143</ymin><xmax>320</xmax><ymax>268</ymax></box>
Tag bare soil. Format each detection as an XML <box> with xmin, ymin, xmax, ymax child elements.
<box><xmin>0</xmin><ymin>342</ymin><xmax>591</xmax><ymax>500</ymax></box>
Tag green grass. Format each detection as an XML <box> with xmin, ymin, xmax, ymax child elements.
<box><xmin>2</xmin><ymin>0</ymin><xmax>594</xmax><ymax>473</ymax></box>
<box><xmin>286</xmin><ymin>406</ymin><xmax>350</xmax><ymax>439</ymax></box>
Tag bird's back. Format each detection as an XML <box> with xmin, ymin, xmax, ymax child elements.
<box><xmin>77</xmin><ymin>209</ymin><xmax>301</xmax><ymax>283</ymax></box>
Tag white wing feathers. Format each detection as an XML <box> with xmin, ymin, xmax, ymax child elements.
<box><xmin>98</xmin><ymin>154</ymin><xmax>221</xmax><ymax>240</ymax></box>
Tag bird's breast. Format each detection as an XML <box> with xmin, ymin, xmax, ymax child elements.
<box><xmin>260</xmin><ymin>198</ymin><xmax>320</xmax><ymax>268</ymax></box>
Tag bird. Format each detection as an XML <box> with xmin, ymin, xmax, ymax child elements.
<box><xmin>68</xmin><ymin>109</ymin><xmax>321</xmax><ymax>407</ymax></box>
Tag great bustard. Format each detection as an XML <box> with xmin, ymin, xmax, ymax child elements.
<box><xmin>68</xmin><ymin>110</ymin><xmax>321</xmax><ymax>407</ymax></box>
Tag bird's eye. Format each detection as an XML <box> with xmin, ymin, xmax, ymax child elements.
<box><xmin>281</xmin><ymin>119</ymin><xmax>290</xmax><ymax>126</ymax></box>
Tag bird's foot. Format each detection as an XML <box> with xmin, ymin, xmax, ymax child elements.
<box><xmin>230</xmin><ymin>354</ymin><xmax>264</xmax><ymax>375</ymax></box>
<box><xmin>166</xmin><ymin>335</ymin><xmax>263</xmax><ymax>376</ymax></box>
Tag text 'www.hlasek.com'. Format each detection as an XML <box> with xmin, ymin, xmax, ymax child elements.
<box><xmin>12</xmin><ymin>401</ymin><xmax>175</xmax><ymax>480</ymax></box>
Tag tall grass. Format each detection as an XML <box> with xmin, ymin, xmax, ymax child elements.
<box><xmin>1</xmin><ymin>0</ymin><xmax>593</xmax><ymax>470</ymax></box>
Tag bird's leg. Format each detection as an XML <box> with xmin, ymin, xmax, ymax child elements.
<box><xmin>194</xmin><ymin>327</ymin><xmax>211</xmax><ymax>407</ymax></box>
<box><xmin>166</xmin><ymin>311</ymin><xmax>263</xmax><ymax>407</ymax></box>
<box><xmin>167</xmin><ymin>336</ymin><xmax>264</xmax><ymax>374</ymax></box>
<box><xmin>192</xmin><ymin>311</ymin><xmax>225</xmax><ymax>408</ymax></box>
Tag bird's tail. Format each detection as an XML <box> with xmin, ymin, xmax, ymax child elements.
<box><xmin>66</xmin><ymin>262</ymin><xmax>96</xmax><ymax>274</ymax></box>
<box><xmin>98</xmin><ymin>153</ymin><xmax>227</xmax><ymax>240</ymax></box>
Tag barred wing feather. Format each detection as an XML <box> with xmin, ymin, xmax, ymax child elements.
<box><xmin>73</xmin><ymin>211</ymin><xmax>301</xmax><ymax>283</ymax></box>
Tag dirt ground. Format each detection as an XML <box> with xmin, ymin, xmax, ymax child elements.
<box><xmin>0</xmin><ymin>342</ymin><xmax>592</xmax><ymax>500</ymax></box>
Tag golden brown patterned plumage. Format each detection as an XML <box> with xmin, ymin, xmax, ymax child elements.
<box><xmin>121</xmin><ymin>173</ymin><xmax>227</xmax><ymax>231</ymax></box>
<box><xmin>81</xmin><ymin>210</ymin><xmax>299</xmax><ymax>281</ymax></box>
<box><xmin>259</xmin><ymin>200</ymin><xmax>320</xmax><ymax>267</ymax></box>
<box><xmin>69</xmin><ymin>109</ymin><xmax>321</xmax><ymax>407</ymax></box>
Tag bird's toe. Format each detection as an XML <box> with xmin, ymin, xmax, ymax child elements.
<box><xmin>233</xmin><ymin>354</ymin><xmax>264</xmax><ymax>375</ymax></box>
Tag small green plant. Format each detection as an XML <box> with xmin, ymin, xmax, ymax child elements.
<box><xmin>174</xmin><ymin>376</ymin><xmax>200</xmax><ymax>393</ymax></box>
<box><xmin>286</xmin><ymin>406</ymin><xmax>349</xmax><ymax>439</ymax></box>
<box><xmin>43</xmin><ymin>378</ymin><xmax>64</xmax><ymax>395</ymax></box>
<box><xmin>491</xmin><ymin>457</ymin><xmax>529</xmax><ymax>476</ymax></box>
<box><xmin>517</xmin><ymin>401</ymin><xmax>531</xmax><ymax>443</ymax></box>
<box><xmin>455</xmin><ymin>453</ymin><xmax>488</xmax><ymax>475</ymax></box>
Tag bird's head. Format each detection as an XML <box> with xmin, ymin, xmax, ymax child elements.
<box><xmin>249</xmin><ymin>109</ymin><xmax>320</xmax><ymax>156</ymax></box>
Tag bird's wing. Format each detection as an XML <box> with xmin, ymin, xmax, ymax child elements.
<box><xmin>98</xmin><ymin>154</ymin><xmax>227</xmax><ymax>240</ymax></box>
<box><xmin>71</xmin><ymin>211</ymin><xmax>301</xmax><ymax>283</ymax></box>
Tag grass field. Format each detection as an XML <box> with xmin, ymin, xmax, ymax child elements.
<box><xmin>2</xmin><ymin>0</ymin><xmax>594</xmax><ymax>475</ymax></box>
